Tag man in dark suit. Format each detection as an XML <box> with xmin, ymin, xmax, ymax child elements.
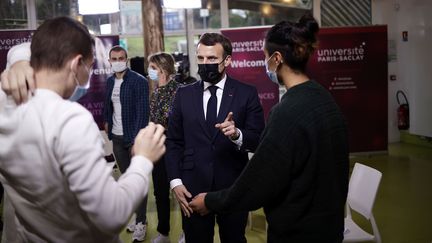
<box><xmin>166</xmin><ymin>33</ymin><xmax>265</xmax><ymax>243</ymax></box>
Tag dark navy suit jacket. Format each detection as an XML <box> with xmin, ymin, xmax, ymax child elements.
<box><xmin>166</xmin><ymin>76</ymin><xmax>265</xmax><ymax>196</ymax></box>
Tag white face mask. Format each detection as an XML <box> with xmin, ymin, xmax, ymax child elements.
<box><xmin>71</xmin><ymin>64</ymin><xmax>91</xmax><ymax>101</ymax></box>
<box><xmin>111</xmin><ymin>61</ymin><xmax>127</xmax><ymax>73</ymax></box>
<box><xmin>148</xmin><ymin>68</ymin><xmax>159</xmax><ymax>81</ymax></box>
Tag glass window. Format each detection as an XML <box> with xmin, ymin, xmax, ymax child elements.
<box><xmin>120</xmin><ymin>36</ymin><xmax>144</xmax><ymax>58</ymax></box>
<box><xmin>36</xmin><ymin>0</ymin><xmax>71</xmax><ymax>26</ymax></box>
<box><xmin>193</xmin><ymin>0</ymin><xmax>221</xmax><ymax>29</ymax></box>
<box><xmin>0</xmin><ymin>0</ymin><xmax>28</xmax><ymax>29</ymax></box>
<box><xmin>165</xmin><ymin>35</ymin><xmax>199</xmax><ymax>54</ymax></box>
<box><xmin>121</xmin><ymin>1</ymin><xmax>142</xmax><ymax>35</ymax></box>
<box><xmin>164</xmin><ymin>9</ymin><xmax>185</xmax><ymax>32</ymax></box>
<box><xmin>228</xmin><ymin>0</ymin><xmax>312</xmax><ymax>28</ymax></box>
<box><xmin>80</xmin><ymin>13</ymin><xmax>121</xmax><ymax>35</ymax></box>
<box><xmin>165</xmin><ymin>35</ymin><xmax>187</xmax><ymax>53</ymax></box>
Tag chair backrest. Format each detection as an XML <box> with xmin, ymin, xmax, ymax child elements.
<box><xmin>347</xmin><ymin>163</ymin><xmax>382</xmax><ymax>219</ymax></box>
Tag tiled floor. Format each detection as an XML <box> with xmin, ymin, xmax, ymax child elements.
<box><xmin>121</xmin><ymin>142</ymin><xmax>432</xmax><ymax>243</ymax></box>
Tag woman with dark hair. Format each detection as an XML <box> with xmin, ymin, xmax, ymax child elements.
<box><xmin>190</xmin><ymin>13</ymin><xmax>349</xmax><ymax>243</ymax></box>
<box><xmin>147</xmin><ymin>52</ymin><xmax>180</xmax><ymax>243</ymax></box>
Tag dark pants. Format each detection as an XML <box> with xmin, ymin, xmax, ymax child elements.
<box><xmin>182</xmin><ymin>210</ymin><xmax>248</xmax><ymax>243</ymax></box>
<box><xmin>152</xmin><ymin>155</ymin><xmax>171</xmax><ymax>236</ymax></box>
<box><xmin>112</xmin><ymin>134</ymin><xmax>148</xmax><ymax>224</ymax></box>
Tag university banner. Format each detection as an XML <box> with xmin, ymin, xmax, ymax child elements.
<box><xmin>221</xmin><ymin>27</ymin><xmax>279</xmax><ymax>121</ymax></box>
<box><xmin>0</xmin><ymin>30</ymin><xmax>119</xmax><ymax>130</ymax></box>
<box><xmin>78</xmin><ymin>35</ymin><xmax>119</xmax><ymax>129</ymax></box>
<box><xmin>0</xmin><ymin>30</ymin><xmax>33</xmax><ymax>72</ymax></box>
<box><xmin>308</xmin><ymin>26</ymin><xmax>388</xmax><ymax>152</ymax></box>
<box><xmin>221</xmin><ymin>26</ymin><xmax>388</xmax><ymax>153</ymax></box>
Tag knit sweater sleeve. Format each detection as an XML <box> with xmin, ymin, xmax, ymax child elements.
<box><xmin>205</xmin><ymin>105</ymin><xmax>310</xmax><ymax>212</ymax></box>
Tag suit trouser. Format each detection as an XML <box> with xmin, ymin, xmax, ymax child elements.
<box><xmin>182</xmin><ymin>210</ymin><xmax>248</xmax><ymax>243</ymax></box>
<box><xmin>152</xmin><ymin>155</ymin><xmax>171</xmax><ymax>236</ymax></box>
<box><xmin>112</xmin><ymin>134</ymin><xmax>148</xmax><ymax>224</ymax></box>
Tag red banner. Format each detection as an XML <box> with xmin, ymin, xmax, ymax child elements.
<box><xmin>78</xmin><ymin>35</ymin><xmax>119</xmax><ymax>129</ymax></box>
<box><xmin>308</xmin><ymin>26</ymin><xmax>388</xmax><ymax>152</ymax></box>
<box><xmin>222</xmin><ymin>26</ymin><xmax>388</xmax><ymax>153</ymax></box>
<box><xmin>221</xmin><ymin>27</ymin><xmax>279</xmax><ymax>121</ymax></box>
<box><xmin>0</xmin><ymin>30</ymin><xmax>33</xmax><ymax>72</ymax></box>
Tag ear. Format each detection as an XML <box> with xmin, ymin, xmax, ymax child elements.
<box><xmin>273</xmin><ymin>51</ymin><xmax>284</xmax><ymax>64</ymax></box>
<box><xmin>70</xmin><ymin>54</ymin><xmax>83</xmax><ymax>73</ymax></box>
<box><xmin>224</xmin><ymin>55</ymin><xmax>232</xmax><ymax>67</ymax></box>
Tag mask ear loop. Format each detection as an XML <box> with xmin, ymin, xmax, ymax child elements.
<box><xmin>267</xmin><ymin>53</ymin><xmax>279</xmax><ymax>73</ymax></box>
<box><xmin>273</xmin><ymin>52</ymin><xmax>284</xmax><ymax>72</ymax></box>
<box><xmin>71</xmin><ymin>56</ymin><xmax>87</xmax><ymax>87</ymax></box>
<box><xmin>70</xmin><ymin>55</ymin><xmax>85</xmax><ymax>75</ymax></box>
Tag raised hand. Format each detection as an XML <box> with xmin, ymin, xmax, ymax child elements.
<box><xmin>133</xmin><ymin>122</ymin><xmax>166</xmax><ymax>162</ymax></box>
<box><xmin>215</xmin><ymin>112</ymin><xmax>239</xmax><ymax>140</ymax></box>
<box><xmin>1</xmin><ymin>60</ymin><xmax>35</xmax><ymax>104</ymax></box>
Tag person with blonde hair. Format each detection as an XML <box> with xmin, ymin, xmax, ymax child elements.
<box><xmin>147</xmin><ymin>52</ymin><xmax>180</xmax><ymax>243</ymax></box>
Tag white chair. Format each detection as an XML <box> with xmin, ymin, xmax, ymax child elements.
<box><xmin>343</xmin><ymin>163</ymin><xmax>382</xmax><ymax>243</ymax></box>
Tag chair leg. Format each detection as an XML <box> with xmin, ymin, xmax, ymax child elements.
<box><xmin>370</xmin><ymin>214</ymin><xmax>381</xmax><ymax>243</ymax></box>
<box><xmin>345</xmin><ymin>203</ymin><xmax>352</xmax><ymax>219</ymax></box>
<box><xmin>248</xmin><ymin>211</ymin><xmax>252</xmax><ymax>230</ymax></box>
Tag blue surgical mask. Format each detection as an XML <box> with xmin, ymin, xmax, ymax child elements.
<box><xmin>148</xmin><ymin>68</ymin><xmax>159</xmax><ymax>81</ymax></box>
<box><xmin>69</xmin><ymin>86</ymin><xmax>88</xmax><ymax>102</ymax></box>
<box><xmin>265</xmin><ymin>54</ymin><xmax>280</xmax><ymax>85</ymax></box>
<box><xmin>70</xmin><ymin>63</ymin><xmax>91</xmax><ymax>101</ymax></box>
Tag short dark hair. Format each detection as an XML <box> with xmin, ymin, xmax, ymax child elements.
<box><xmin>148</xmin><ymin>52</ymin><xmax>176</xmax><ymax>77</ymax></box>
<box><xmin>198</xmin><ymin>33</ymin><xmax>232</xmax><ymax>58</ymax></box>
<box><xmin>30</xmin><ymin>16</ymin><xmax>94</xmax><ymax>72</ymax></box>
<box><xmin>109</xmin><ymin>45</ymin><xmax>128</xmax><ymax>59</ymax></box>
<box><xmin>265</xmin><ymin>13</ymin><xmax>319</xmax><ymax>73</ymax></box>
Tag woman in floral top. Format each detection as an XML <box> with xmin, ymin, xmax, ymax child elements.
<box><xmin>147</xmin><ymin>52</ymin><xmax>180</xmax><ymax>243</ymax></box>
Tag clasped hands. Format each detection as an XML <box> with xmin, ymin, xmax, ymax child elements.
<box><xmin>172</xmin><ymin>185</ymin><xmax>209</xmax><ymax>217</ymax></box>
<box><xmin>172</xmin><ymin>112</ymin><xmax>239</xmax><ymax>216</ymax></box>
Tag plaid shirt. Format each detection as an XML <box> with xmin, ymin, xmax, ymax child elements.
<box><xmin>103</xmin><ymin>68</ymin><xmax>149</xmax><ymax>145</ymax></box>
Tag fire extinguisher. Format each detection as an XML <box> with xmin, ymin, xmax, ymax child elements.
<box><xmin>396</xmin><ymin>90</ymin><xmax>409</xmax><ymax>130</ymax></box>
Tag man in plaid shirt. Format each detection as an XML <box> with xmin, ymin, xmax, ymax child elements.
<box><xmin>103</xmin><ymin>45</ymin><xmax>150</xmax><ymax>242</ymax></box>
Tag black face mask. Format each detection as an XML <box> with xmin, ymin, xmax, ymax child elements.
<box><xmin>198</xmin><ymin>60</ymin><xmax>225</xmax><ymax>84</ymax></box>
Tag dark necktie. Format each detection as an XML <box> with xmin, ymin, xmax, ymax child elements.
<box><xmin>206</xmin><ymin>85</ymin><xmax>218</xmax><ymax>131</ymax></box>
